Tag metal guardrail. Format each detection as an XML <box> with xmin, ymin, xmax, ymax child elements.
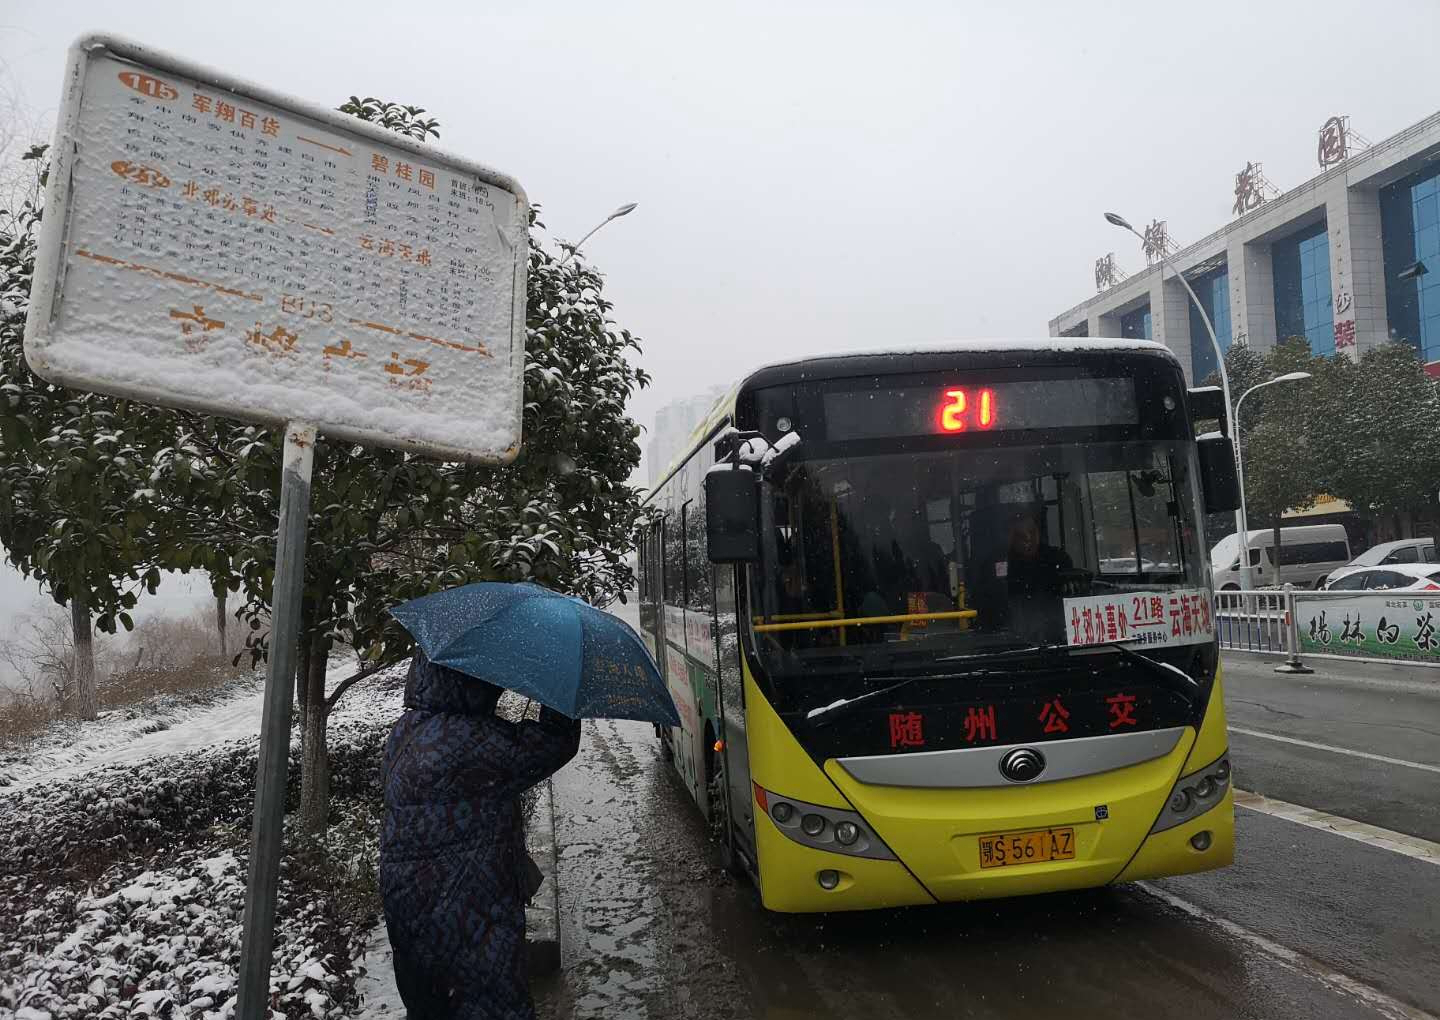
<box><xmin>1216</xmin><ymin>584</ymin><xmax>1440</xmax><ymax>672</ymax></box>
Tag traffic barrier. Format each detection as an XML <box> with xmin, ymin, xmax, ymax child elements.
<box><xmin>1214</xmin><ymin>585</ymin><xmax>1440</xmax><ymax>670</ymax></box>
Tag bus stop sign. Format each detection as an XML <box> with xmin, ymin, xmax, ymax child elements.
<box><xmin>25</xmin><ymin>34</ymin><xmax>529</xmax><ymax>463</ymax></box>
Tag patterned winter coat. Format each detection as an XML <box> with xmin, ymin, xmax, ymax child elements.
<box><xmin>380</xmin><ymin>652</ymin><xmax>581</xmax><ymax>1020</ymax></box>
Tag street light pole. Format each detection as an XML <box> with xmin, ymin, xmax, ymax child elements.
<box><xmin>1104</xmin><ymin>212</ymin><xmax>1248</xmax><ymax>582</ymax></box>
<box><xmin>1231</xmin><ymin>372</ymin><xmax>1312</xmax><ymax>586</ymax></box>
<box><xmin>558</xmin><ymin>202</ymin><xmax>638</xmax><ymax>267</ymax></box>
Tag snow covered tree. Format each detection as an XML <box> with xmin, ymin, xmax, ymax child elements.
<box><xmin>0</xmin><ymin>144</ymin><xmax>175</xmax><ymax>719</ymax></box>
<box><xmin>1306</xmin><ymin>341</ymin><xmax>1440</xmax><ymax>535</ymax></box>
<box><xmin>1235</xmin><ymin>339</ymin><xmax>1324</xmax><ymax>582</ymax></box>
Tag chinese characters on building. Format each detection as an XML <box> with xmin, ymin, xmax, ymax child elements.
<box><xmin>1141</xmin><ymin>220</ymin><xmax>1176</xmax><ymax>266</ymax></box>
<box><xmin>1232</xmin><ymin>161</ymin><xmax>1275</xmax><ymax>216</ymax></box>
<box><xmin>1094</xmin><ymin>252</ymin><xmax>1126</xmax><ymax>292</ymax></box>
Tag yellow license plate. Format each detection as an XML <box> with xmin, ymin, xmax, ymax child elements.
<box><xmin>977</xmin><ymin>827</ymin><xmax>1076</xmax><ymax>869</ymax></box>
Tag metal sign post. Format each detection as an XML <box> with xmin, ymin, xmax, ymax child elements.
<box><xmin>24</xmin><ymin>35</ymin><xmax>531</xmax><ymax>1019</ymax></box>
<box><xmin>235</xmin><ymin>422</ymin><xmax>315</xmax><ymax>1019</ymax></box>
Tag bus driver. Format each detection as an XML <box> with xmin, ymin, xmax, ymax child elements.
<box><xmin>1004</xmin><ymin>503</ymin><xmax>1073</xmax><ymax>640</ymax></box>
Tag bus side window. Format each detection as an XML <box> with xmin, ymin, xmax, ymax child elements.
<box><xmin>664</xmin><ymin>510</ymin><xmax>684</xmax><ymax>606</ymax></box>
<box><xmin>635</xmin><ymin>530</ymin><xmax>648</xmax><ymax>601</ymax></box>
<box><xmin>685</xmin><ymin>498</ymin><xmax>713</xmax><ymax>611</ymax></box>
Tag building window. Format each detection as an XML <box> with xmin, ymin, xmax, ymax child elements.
<box><xmin>1120</xmin><ymin>305</ymin><xmax>1152</xmax><ymax>340</ymax></box>
<box><xmin>1381</xmin><ymin>163</ymin><xmax>1440</xmax><ymax>366</ymax></box>
<box><xmin>1188</xmin><ymin>267</ymin><xmax>1232</xmax><ymax>381</ymax></box>
<box><xmin>1273</xmin><ymin>221</ymin><xmax>1334</xmax><ymax>355</ymax></box>
<box><xmin>1061</xmin><ymin>322</ymin><xmax>1089</xmax><ymax>338</ymax></box>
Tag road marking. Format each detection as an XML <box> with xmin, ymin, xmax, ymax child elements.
<box><xmin>1230</xmin><ymin>726</ymin><xmax>1440</xmax><ymax>774</ymax></box>
<box><xmin>1137</xmin><ymin>882</ymin><xmax>1439</xmax><ymax>1020</ymax></box>
<box><xmin>1234</xmin><ymin>788</ymin><xmax>1440</xmax><ymax>866</ymax></box>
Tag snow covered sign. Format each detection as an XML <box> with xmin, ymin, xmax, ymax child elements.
<box><xmin>24</xmin><ymin>35</ymin><xmax>528</xmax><ymax>463</ymax></box>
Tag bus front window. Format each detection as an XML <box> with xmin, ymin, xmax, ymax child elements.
<box><xmin>748</xmin><ymin>440</ymin><xmax>1206</xmax><ymax>681</ymax></box>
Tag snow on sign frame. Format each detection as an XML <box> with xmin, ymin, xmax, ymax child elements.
<box><xmin>25</xmin><ymin>34</ymin><xmax>529</xmax><ymax>464</ymax></box>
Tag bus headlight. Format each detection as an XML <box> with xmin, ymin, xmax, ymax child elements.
<box><xmin>753</xmin><ymin>784</ymin><xmax>896</xmax><ymax>860</ymax></box>
<box><xmin>1152</xmin><ymin>753</ymin><xmax>1231</xmax><ymax>834</ymax></box>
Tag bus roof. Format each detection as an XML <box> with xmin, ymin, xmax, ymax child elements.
<box><xmin>740</xmin><ymin>339</ymin><xmax>1178</xmax><ymax>392</ymax></box>
<box><xmin>642</xmin><ymin>338</ymin><xmax>1179</xmax><ymax>504</ymax></box>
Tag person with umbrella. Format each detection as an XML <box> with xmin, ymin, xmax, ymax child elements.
<box><xmin>380</xmin><ymin>582</ymin><xmax>679</xmax><ymax>1020</ymax></box>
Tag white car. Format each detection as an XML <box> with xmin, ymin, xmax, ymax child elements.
<box><xmin>1322</xmin><ymin>537</ymin><xmax>1436</xmax><ymax>588</ymax></box>
<box><xmin>1322</xmin><ymin>562</ymin><xmax>1440</xmax><ymax>592</ymax></box>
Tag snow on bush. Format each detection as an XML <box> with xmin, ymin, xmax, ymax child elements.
<box><xmin>0</xmin><ymin>670</ymin><xmax>404</xmax><ymax>1019</ymax></box>
<box><xmin>3</xmin><ymin>845</ymin><xmax>357</xmax><ymax>1019</ymax></box>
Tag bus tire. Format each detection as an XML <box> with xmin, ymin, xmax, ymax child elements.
<box><xmin>658</xmin><ymin>725</ymin><xmax>674</xmax><ymax>762</ymax></box>
<box><xmin>706</xmin><ymin>743</ymin><xmax>747</xmax><ymax>879</ymax></box>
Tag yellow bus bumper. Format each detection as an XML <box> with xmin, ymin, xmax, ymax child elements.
<box><xmin>748</xmin><ymin>671</ymin><xmax>1234</xmax><ymax>912</ymax></box>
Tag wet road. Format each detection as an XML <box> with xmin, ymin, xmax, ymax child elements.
<box><xmin>535</xmin><ymin>610</ymin><xmax>1440</xmax><ymax>1020</ymax></box>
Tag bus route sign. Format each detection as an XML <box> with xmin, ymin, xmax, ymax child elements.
<box><xmin>1064</xmin><ymin>589</ymin><xmax>1215</xmax><ymax>649</ymax></box>
<box><xmin>24</xmin><ymin>34</ymin><xmax>529</xmax><ymax>464</ymax></box>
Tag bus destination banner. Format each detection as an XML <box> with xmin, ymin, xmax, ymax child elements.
<box><xmin>1297</xmin><ymin>594</ymin><xmax>1440</xmax><ymax>663</ymax></box>
<box><xmin>1063</xmin><ymin>589</ymin><xmax>1215</xmax><ymax>649</ymax></box>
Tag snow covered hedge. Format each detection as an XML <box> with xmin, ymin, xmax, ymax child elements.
<box><xmin>1</xmin><ymin>683</ymin><xmax>400</xmax><ymax>1019</ymax></box>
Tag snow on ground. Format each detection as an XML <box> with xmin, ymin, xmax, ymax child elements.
<box><xmin>1</xmin><ymin>660</ymin><xmax>410</xmax><ymax>1019</ymax></box>
<box><xmin>1</xmin><ymin>658</ymin><xmax>396</xmax><ymax>794</ymax></box>
<box><xmin>0</xmin><ymin>680</ymin><xmax>264</xmax><ymax>794</ymax></box>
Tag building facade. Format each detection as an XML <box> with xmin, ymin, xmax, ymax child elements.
<box><xmin>1050</xmin><ymin>111</ymin><xmax>1440</xmax><ymax>382</ymax></box>
<box><xmin>646</xmin><ymin>385</ymin><xmax>730</xmax><ymax>488</ymax></box>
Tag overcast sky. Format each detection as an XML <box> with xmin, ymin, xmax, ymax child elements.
<box><xmin>3</xmin><ymin>0</ymin><xmax>1440</xmax><ymax>648</ymax></box>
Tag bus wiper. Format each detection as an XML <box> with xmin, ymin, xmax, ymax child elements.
<box><xmin>805</xmin><ymin>668</ymin><xmax>1001</xmax><ymax>726</ymax></box>
<box><xmin>941</xmin><ymin>641</ymin><xmax>1200</xmax><ymax>697</ymax></box>
<box><xmin>1096</xmin><ymin>640</ymin><xmax>1200</xmax><ymax>695</ymax></box>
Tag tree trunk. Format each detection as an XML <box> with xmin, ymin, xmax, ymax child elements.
<box><xmin>1272</xmin><ymin>522</ymin><xmax>1282</xmax><ymax>586</ymax></box>
<box><xmin>298</xmin><ymin>638</ymin><xmax>331</xmax><ymax>836</ymax></box>
<box><xmin>70</xmin><ymin>589</ymin><xmax>98</xmax><ymax>720</ymax></box>
<box><xmin>215</xmin><ymin>592</ymin><xmax>228</xmax><ymax>662</ymax></box>
<box><xmin>295</xmin><ymin>603</ymin><xmax>315</xmax><ymax>735</ymax></box>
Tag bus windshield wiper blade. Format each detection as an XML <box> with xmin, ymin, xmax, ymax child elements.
<box><xmin>941</xmin><ymin>641</ymin><xmax>1199</xmax><ymax>697</ymax></box>
<box><xmin>937</xmin><ymin>645</ymin><xmax>1055</xmax><ymax>664</ymax></box>
<box><xmin>805</xmin><ymin>670</ymin><xmax>993</xmax><ymax>726</ymax></box>
<box><xmin>1093</xmin><ymin>640</ymin><xmax>1200</xmax><ymax>695</ymax></box>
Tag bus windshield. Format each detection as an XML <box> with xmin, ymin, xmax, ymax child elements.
<box><xmin>748</xmin><ymin>438</ymin><xmax>1207</xmax><ymax>685</ymax></box>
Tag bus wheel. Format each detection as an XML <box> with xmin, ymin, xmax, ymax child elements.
<box><xmin>657</xmin><ymin>725</ymin><xmax>673</xmax><ymax>762</ymax></box>
<box><xmin>706</xmin><ymin>747</ymin><xmax>746</xmax><ymax>878</ymax></box>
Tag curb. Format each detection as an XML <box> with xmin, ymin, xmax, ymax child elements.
<box><xmin>524</xmin><ymin>776</ymin><xmax>562</xmax><ymax>976</ymax></box>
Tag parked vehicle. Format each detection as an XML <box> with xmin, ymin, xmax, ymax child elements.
<box><xmin>1322</xmin><ymin>537</ymin><xmax>1436</xmax><ymax>588</ymax></box>
<box><xmin>1322</xmin><ymin>563</ymin><xmax>1440</xmax><ymax>592</ymax></box>
<box><xmin>1210</xmin><ymin>525</ymin><xmax>1351</xmax><ymax>590</ymax></box>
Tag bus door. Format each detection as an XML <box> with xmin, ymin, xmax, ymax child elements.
<box><xmin>713</xmin><ymin>562</ymin><xmax>756</xmax><ymax>862</ymax></box>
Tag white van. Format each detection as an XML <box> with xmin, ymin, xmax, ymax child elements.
<box><xmin>1210</xmin><ymin>524</ymin><xmax>1351</xmax><ymax>590</ymax></box>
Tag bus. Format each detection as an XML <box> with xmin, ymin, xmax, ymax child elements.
<box><xmin>635</xmin><ymin>340</ymin><xmax>1241</xmax><ymax>912</ymax></box>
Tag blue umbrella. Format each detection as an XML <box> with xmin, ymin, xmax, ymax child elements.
<box><xmin>388</xmin><ymin>582</ymin><xmax>679</xmax><ymax>726</ymax></box>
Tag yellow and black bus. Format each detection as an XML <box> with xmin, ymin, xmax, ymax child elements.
<box><xmin>636</xmin><ymin>340</ymin><xmax>1241</xmax><ymax>912</ymax></box>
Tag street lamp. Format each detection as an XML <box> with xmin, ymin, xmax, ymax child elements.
<box><xmin>1105</xmin><ymin>212</ymin><xmax>1247</xmax><ymax>580</ymax></box>
<box><xmin>1233</xmin><ymin>372</ymin><xmax>1312</xmax><ymax>586</ymax></box>
<box><xmin>557</xmin><ymin>202</ymin><xmax>638</xmax><ymax>266</ymax></box>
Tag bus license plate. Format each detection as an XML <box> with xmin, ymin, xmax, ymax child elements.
<box><xmin>977</xmin><ymin>827</ymin><xmax>1076</xmax><ymax>869</ymax></box>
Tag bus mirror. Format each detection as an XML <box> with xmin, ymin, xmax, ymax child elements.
<box><xmin>1196</xmin><ymin>434</ymin><xmax>1241</xmax><ymax>513</ymax></box>
<box><xmin>704</xmin><ymin>468</ymin><xmax>760</xmax><ymax>563</ymax></box>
